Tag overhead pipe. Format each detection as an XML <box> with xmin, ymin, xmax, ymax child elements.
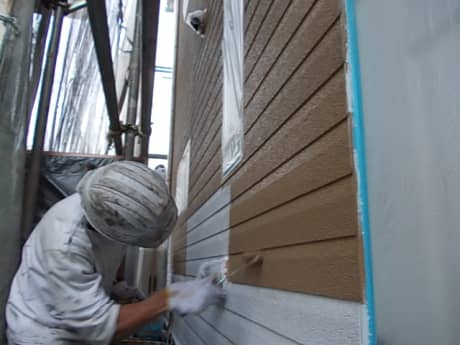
<box><xmin>22</xmin><ymin>3</ymin><xmax>65</xmax><ymax>239</ymax></box>
<box><xmin>140</xmin><ymin>0</ymin><xmax>161</xmax><ymax>162</ymax></box>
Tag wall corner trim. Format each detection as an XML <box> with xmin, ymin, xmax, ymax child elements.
<box><xmin>343</xmin><ymin>1</ymin><xmax>376</xmax><ymax>344</ymax></box>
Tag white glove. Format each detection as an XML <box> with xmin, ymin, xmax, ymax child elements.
<box><xmin>167</xmin><ymin>278</ymin><xmax>225</xmax><ymax>315</ymax></box>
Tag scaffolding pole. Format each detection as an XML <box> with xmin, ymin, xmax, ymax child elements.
<box><xmin>140</xmin><ymin>0</ymin><xmax>161</xmax><ymax>162</ymax></box>
<box><xmin>87</xmin><ymin>0</ymin><xmax>123</xmax><ymax>155</ymax></box>
<box><xmin>22</xmin><ymin>3</ymin><xmax>65</xmax><ymax>239</ymax></box>
<box><xmin>124</xmin><ymin>0</ymin><xmax>142</xmax><ymax>160</ymax></box>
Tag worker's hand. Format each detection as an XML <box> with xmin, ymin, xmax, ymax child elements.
<box><xmin>167</xmin><ymin>278</ymin><xmax>226</xmax><ymax>315</ymax></box>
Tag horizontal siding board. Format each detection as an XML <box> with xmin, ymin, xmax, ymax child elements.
<box><xmin>175</xmin><ymin>204</ymin><xmax>230</xmax><ymax>251</ymax></box>
<box><xmin>244</xmin><ymin>0</ymin><xmax>315</xmax><ymax>91</ymax></box>
<box><xmin>192</xmin><ymin>64</ymin><xmax>222</xmax><ymax>136</ymax></box>
<box><xmin>223</xmin><ymin>283</ymin><xmax>362</xmax><ymax>345</ymax></box>
<box><xmin>188</xmin><ymin>165</ymin><xmax>221</xmax><ymax>217</ymax></box>
<box><xmin>244</xmin><ymin>0</ymin><xmax>292</xmax><ymax>77</ymax></box>
<box><xmin>190</xmin><ymin>144</ymin><xmax>220</xmax><ymax>195</ymax></box>
<box><xmin>183</xmin><ymin>315</ymin><xmax>234</xmax><ymax>345</ymax></box>
<box><xmin>245</xmin><ymin>0</ymin><xmax>340</xmax><ymax>114</ymax></box>
<box><xmin>244</xmin><ymin>0</ymin><xmax>261</xmax><ymax>34</ymax></box>
<box><xmin>189</xmin><ymin>150</ymin><xmax>221</xmax><ymax>202</ymax></box>
<box><xmin>184</xmin><ymin>230</ymin><xmax>229</xmax><ymax>261</ymax></box>
<box><xmin>190</xmin><ymin>38</ymin><xmax>222</xmax><ymax>142</ymax></box>
<box><xmin>190</xmin><ymin>1</ymin><xmax>223</xmax><ymax>98</ymax></box>
<box><xmin>191</xmin><ymin>52</ymin><xmax>222</xmax><ymax>136</ymax></box>
<box><xmin>201</xmin><ymin>307</ymin><xmax>300</xmax><ymax>345</ymax></box>
<box><xmin>173</xmin><ymin>275</ymin><xmax>363</xmax><ymax>345</ymax></box>
<box><xmin>190</xmin><ymin>74</ymin><xmax>222</xmax><ymax>160</ymax></box>
<box><xmin>180</xmin><ymin>176</ymin><xmax>357</xmax><ymax>260</ymax></box>
<box><xmin>230</xmin><ymin>120</ymin><xmax>352</xmax><ymax>226</ymax></box>
<box><xmin>187</xmin><ymin>186</ymin><xmax>231</xmax><ymax>231</ymax></box>
<box><xmin>230</xmin><ymin>24</ymin><xmax>346</xmax><ymax>188</ymax></box>
<box><xmin>173</xmin><ymin>314</ymin><xmax>207</xmax><ymax>345</ymax></box>
<box><xmin>172</xmin><ymin>18</ymin><xmax>201</xmax><ymax>187</ymax></box>
<box><xmin>228</xmin><ymin>237</ymin><xmax>362</xmax><ymax>301</ymax></box>
<box><xmin>184</xmin><ymin>257</ymin><xmax>227</xmax><ymax>277</ymax></box>
<box><xmin>190</xmin><ymin>118</ymin><xmax>222</xmax><ymax>189</ymax></box>
<box><xmin>190</xmin><ymin>120</ymin><xmax>221</xmax><ymax>189</ymax></box>
<box><xmin>229</xmin><ymin>69</ymin><xmax>347</xmax><ymax>200</ymax></box>
<box><xmin>191</xmin><ymin>75</ymin><xmax>222</xmax><ymax>151</ymax></box>
<box><xmin>187</xmin><ymin>204</ymin><xmax>230</xmax><ymax>246</ymax></box>
<box><xmin>173</xmin><ymin>259</ymin><xmax>186</xmax><ymax>276</ymax></box>
<box><xmin>244</xmin><ymin>0</ymin><xmax>273</xmax><ymax>56</ymax></box>
<box><xmin>172</xmin><ymin>221</ymin><xmax>187</xmax><ymax>254</ymax></box>
<box><xmin>245</xmin><ymin>12</ymin><xmax>343</xmax><ymax>133</ymax></box>
<box><xmin>230</xmin><ymin>176</ymin><xmax>357</xmax><ymax>253</ymax></box>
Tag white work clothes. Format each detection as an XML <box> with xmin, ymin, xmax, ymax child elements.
<box><xmin>6</xmin><ymin>194</ymin><xmax>126</xmax><ymax>345</ymax></box>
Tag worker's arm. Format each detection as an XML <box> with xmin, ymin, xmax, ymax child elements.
<box><xmin>116</xmin><ymin>289</ymin><xmax>168</xmax><ymax>337</ymax></box>
<box><xmin>115</xmin><ymin>278</ymin><xmax>225</xmax><ymax>338</ymax></box>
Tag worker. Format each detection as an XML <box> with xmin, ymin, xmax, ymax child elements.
<box><xmin>6</xmin><ymin>161</ymin><xmax>225</xmax><ymax>345</ymax></box>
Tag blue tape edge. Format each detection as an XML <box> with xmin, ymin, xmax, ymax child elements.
<box><xmin>343</xmin><ymin>1</ymin><xmax>377</xmax><ymax>344</ymax></box>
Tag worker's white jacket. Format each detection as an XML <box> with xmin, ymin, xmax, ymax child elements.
<box><xmin>6</xmin><ymin>194</ymin><xmax>126</xmax><ymax>345</ymax></box>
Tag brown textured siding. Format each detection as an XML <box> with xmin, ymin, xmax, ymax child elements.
<box><xmin>171</xmin><ymin>0</ymin><xmax>363</xmax><ymax>302</ymax></box>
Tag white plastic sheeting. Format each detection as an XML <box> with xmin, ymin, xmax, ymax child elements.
<box><xmin>0</xmin><ymin>0</ymin><xmax>13</xmax><ymax>63</ymax></box>
<box><xmin>221</xmin><ymin>0</ymin><xmax>244</xmax><ymax>176</ymax></box>
<box><xmin>175</xmin><ymin>140</ymin><xmax>190</xmax><ymax>215</ymax></box>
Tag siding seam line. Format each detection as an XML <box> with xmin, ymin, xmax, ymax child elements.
<box><xmin>244</xmin><ymin>0</ymin><xmax>293</xmax><ymax>76</ymax></box>
<box><xmin>243</xmin><ymin>0</ymin><xmax>320</xmax><ymax>97</ymax></box>
<box><xmin>244</xmin><ymin>0</ymin><xmax>275</xmax><ymax>58</ymax></box>
<box><xmin>223</xmin><ymin>63</ymin><xmax>344</xmax><ymax>186</ymax></box>
<box><xmin>244</xmin><ymin>13</ymin><xmax>341</xmax><ymax>131</ymax></box>
<box><xmin>185</xmin><ymin>100</ymin><xmax>347</xmax><ymax>233</ymax></box>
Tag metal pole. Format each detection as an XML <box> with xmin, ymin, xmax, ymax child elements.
<box><xmin>148</xmin><ymin>153</ymin><xmax>168</xmax><ymax>160</ymax></box>
<box><xmin>117</xmin><ymin>75</ymin><xmax>129</xmax><ymax>113</ymax></box>
<box><xmin>140</xmin><ymin>0</ymin><xmax>161</xmax><ymax>162</ymax></box>
<box><xmin>22</xmin><ymin>4</ymin><xmax>65</xmax><ymax>239</ymax></box>
<box><xmin>124</xmin><ymin>0</ymin><xmax>142</xmax><ymax>160</ymax></box>
<box><xmin>87</xmin><ymin>0</ymin><xmax>123</xmax><ymax>155</ymax></box>
<box><xmin>26</xmin><ymin>7</ymin><xmax>51</xmax><ymax>138</ymax></box>
<box><xmin>66</xmin><ymin>0</ymin><xmax>87</xmax><ymax>14</ymax></box>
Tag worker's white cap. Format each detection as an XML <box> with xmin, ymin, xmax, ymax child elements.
<box><xmin>76</xmin><ymin>161</ymin><xmax>177</xmax><ymax>248</ymax></box>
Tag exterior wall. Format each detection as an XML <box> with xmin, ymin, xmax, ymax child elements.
<box><xmin>170</xmin><ymin>0</ymin><xmax>366</xmax><ymax>343</ymax></box>
<box><xmin>355</xmin><ymin>1</ymin><xmax>460</xmax><ymax>344</ymax></box>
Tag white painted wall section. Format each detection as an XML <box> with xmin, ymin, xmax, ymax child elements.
<box><xmin>173</xmin><ymin>185</ymin><xmax>365</xmax><ymax>345</ymax></box>
<box><xmin>173</xmin><ymin>274</ymin><xmax>364</xmax><ymax>345</ymax></box>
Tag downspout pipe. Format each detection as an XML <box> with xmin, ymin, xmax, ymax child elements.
<box><xmin>344</xmin><ymin>1</ymin><xmax>377</xmax><ymax>344</ymax></box>
<box><xmin>22</xmin><ymin>3</ymin><xmax>65</xmax><ymax>239</ymax></box>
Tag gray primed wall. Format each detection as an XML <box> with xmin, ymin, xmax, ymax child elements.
<box><xmin>355</xmin><ymin>1</ymin><xmax>460</xmax><ymax>344</ymax></box>
<box><xmin>0</xmin><ymin>1</ymin><xmax>34</xmax><ymax>342</ymax></box>
<box><xmin>172</xmin><ymin>187</ymin><xmax>366</xmax><ymax>345</ymax></box>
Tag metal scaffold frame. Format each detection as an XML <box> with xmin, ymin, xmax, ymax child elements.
<box><xmin>22</xmin><ymin>0</ymin><xmax>161</xmax><ymax>236</ymax></box>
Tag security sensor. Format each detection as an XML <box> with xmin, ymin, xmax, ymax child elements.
<box><xmin>185</xmin><ymin>9</ymin><xmax>207</xmax><ymax>37</ymax></box>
